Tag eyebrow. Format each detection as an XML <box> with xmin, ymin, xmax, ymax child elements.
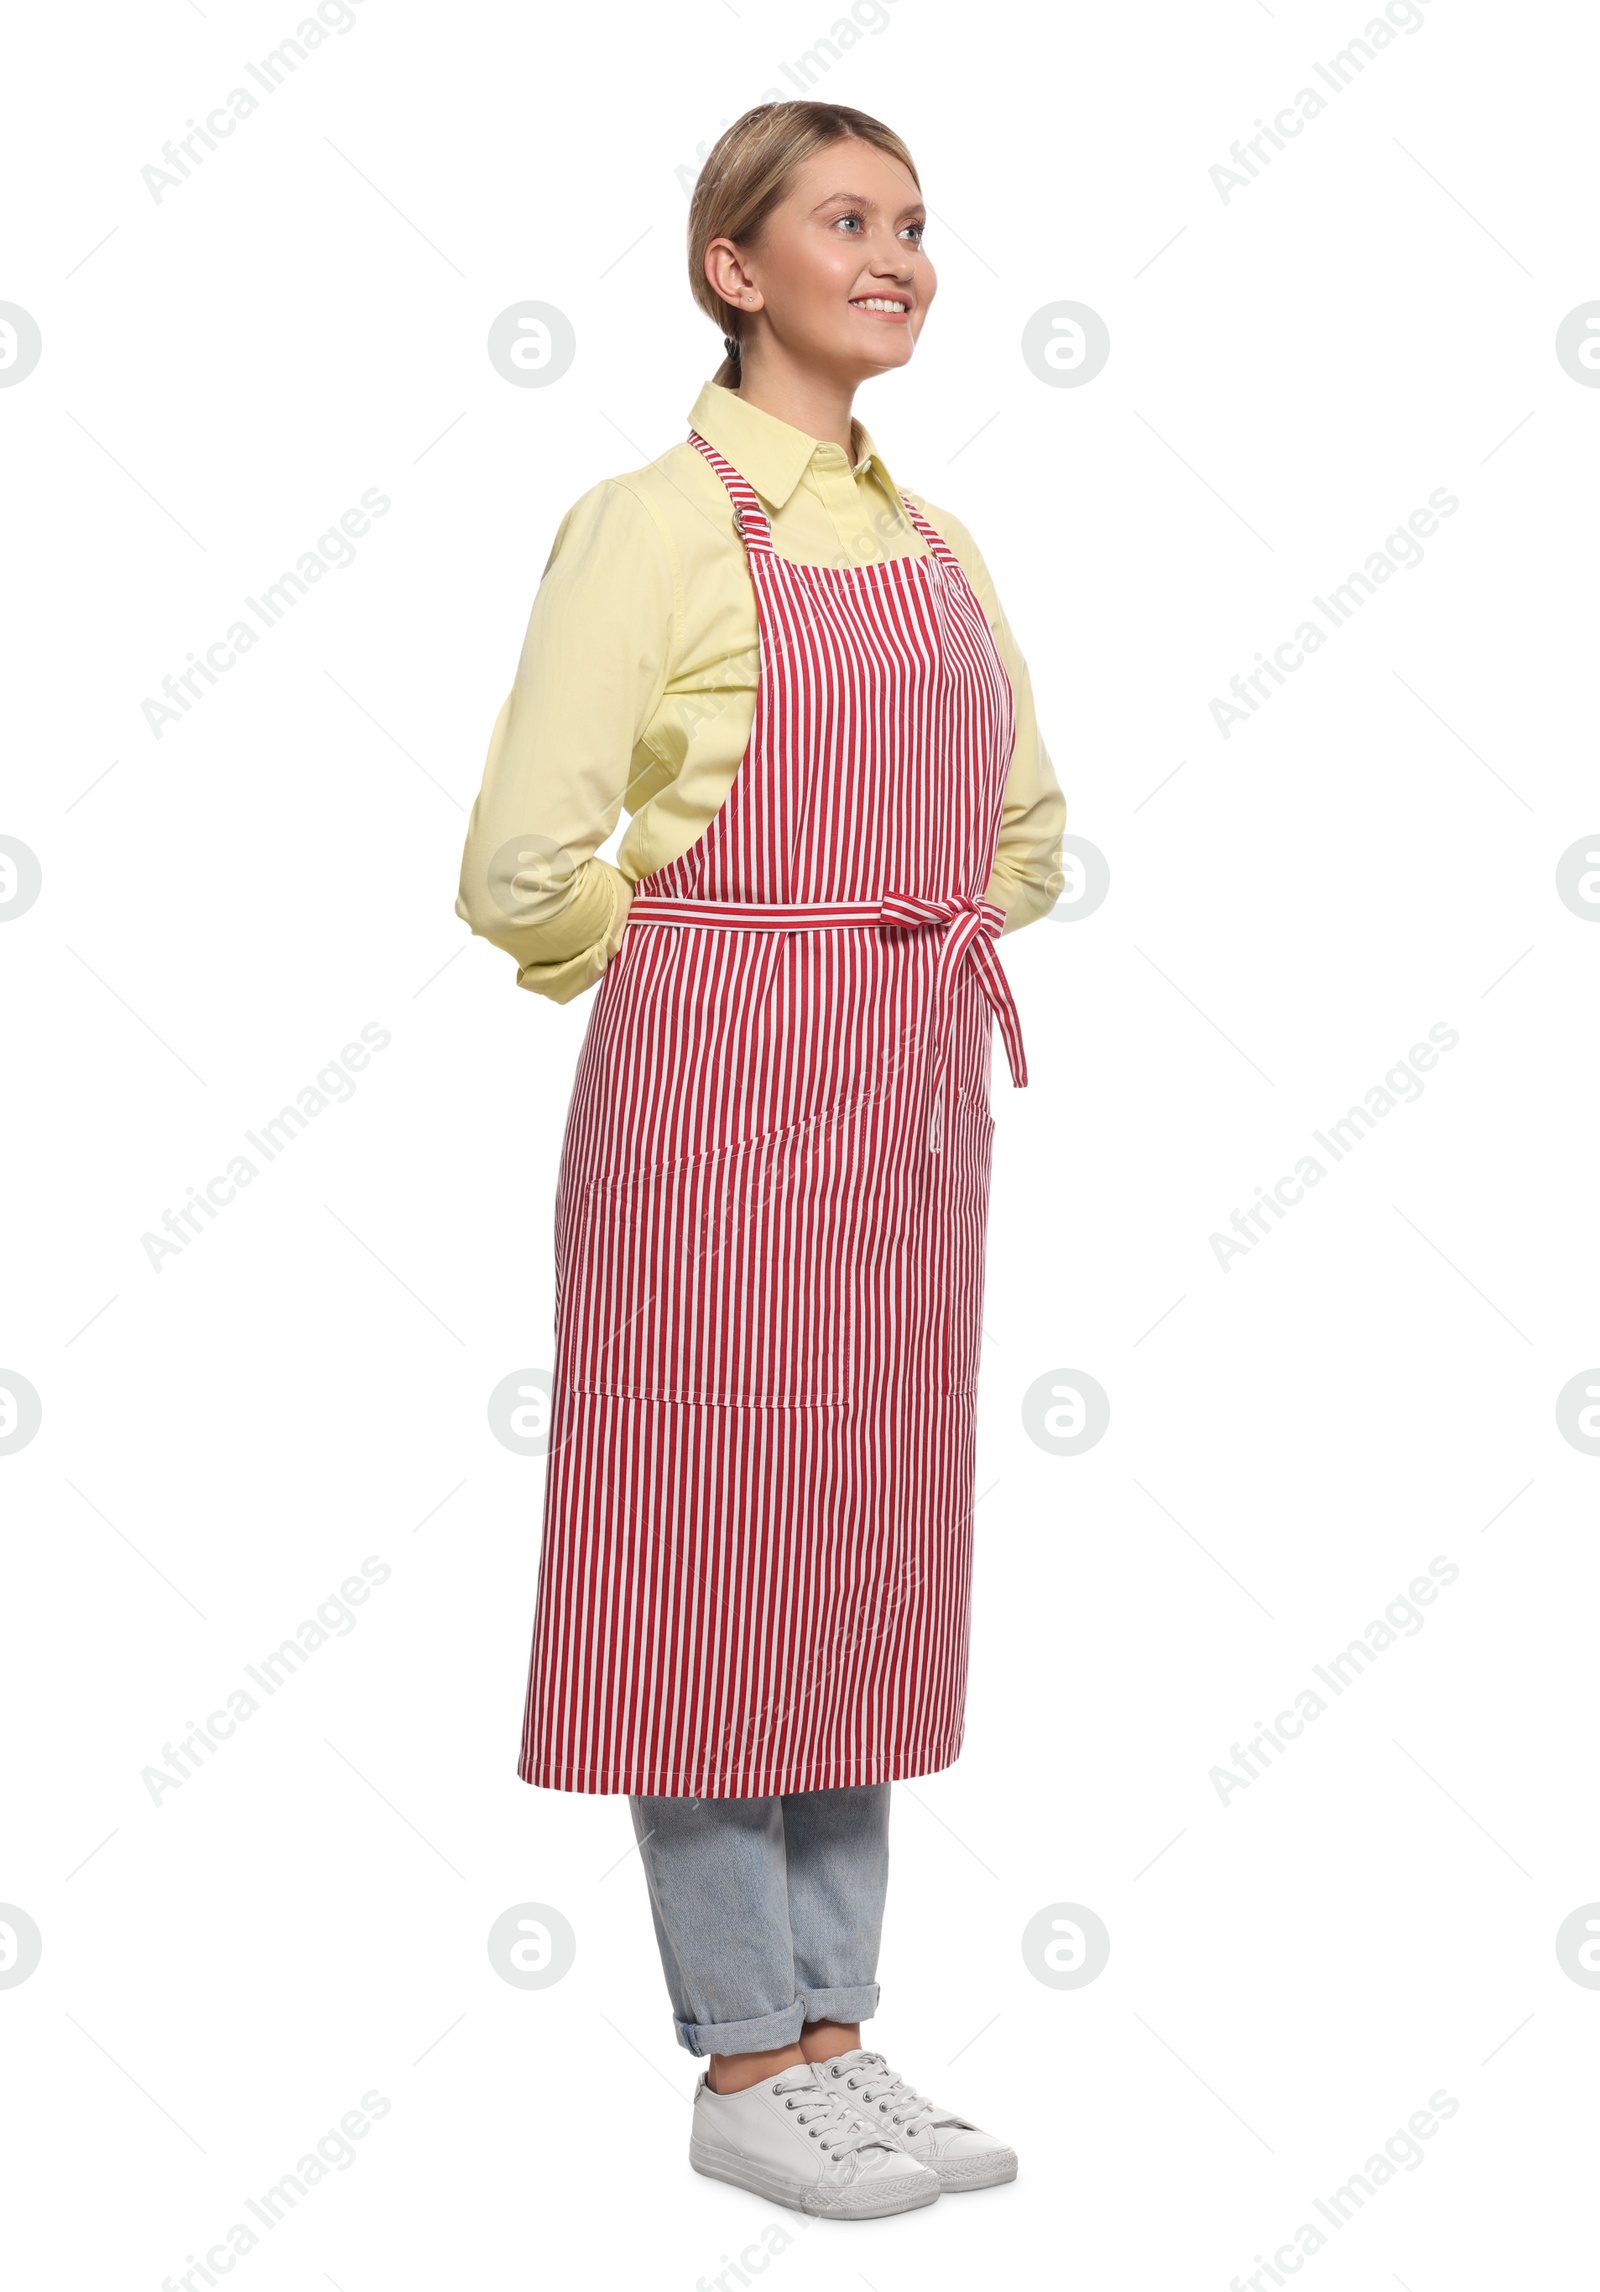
<box><xmin>814</xmin><ymin>190</ymin><xmax>926</xmax><ymax>219</ymax></box>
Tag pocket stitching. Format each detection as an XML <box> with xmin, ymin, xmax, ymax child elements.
<box><xmin>563</xmin><ymin>1094</ymin><xmax>868</xmax><ymax>1407</ymax></box>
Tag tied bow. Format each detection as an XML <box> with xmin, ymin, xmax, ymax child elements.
<box><xmin>876</xmin><ymin>891</ymin><xmax>1029</xmax><ymax>1153</ymax></box>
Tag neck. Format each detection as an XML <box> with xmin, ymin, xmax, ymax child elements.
<box><xmin>730</xmin><ymin>349</ymin><xmax>858</xmax><ymax>463</ymax></box>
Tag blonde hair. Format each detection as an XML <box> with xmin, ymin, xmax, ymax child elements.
<box><xmin>687</xmin><ymin>101</ymin><xmax>921</xmax><ymax>388</ymax></box>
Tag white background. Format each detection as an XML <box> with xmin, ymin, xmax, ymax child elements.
<box><xmin>4</xmin><ymin>1</ymin><xmax>1597</xmax><ymax>2284</ymax></box>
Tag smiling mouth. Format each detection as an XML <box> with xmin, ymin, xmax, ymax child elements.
<box><xmin>849</xmin><ymin>295</ymin><xmax>911</xmax><ymax>318</ymax></box>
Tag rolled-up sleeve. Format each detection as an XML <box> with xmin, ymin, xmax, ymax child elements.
<box><xmin>923</xmin><ymin>504</ymin><xmax>1067</xmax><ymax>934</ymax></box>
<box><xmin>456</xmin><ymin>478</ymin><xmax>676</xmax><ymax>1003</ymax></box>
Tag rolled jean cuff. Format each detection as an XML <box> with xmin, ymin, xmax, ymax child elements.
<box><xmin>802</xmin><ymin>1982</ymin><xmax>880</xmax><ymax>2025</ymax></box>
<box><xmin>674</xmin><ymin>1999</ymin><xmax>807</xmax><ymax>2058</ymax></box>
<box><xmin>673</xmin><ymin>1981</ymin><xmax>881</xmax><ymax>2056</ymax></box>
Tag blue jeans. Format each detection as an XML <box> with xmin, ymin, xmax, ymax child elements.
<box><xmin>627</xmin><ymin>1783</ymin><xmax>891</xmax><ymax>2056</ymax></box>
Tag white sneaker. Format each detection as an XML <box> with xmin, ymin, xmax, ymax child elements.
<box><xmin>811</xmin><ymin>2048</ymin><xmax>1018</xmax><ymax>2190</ymax></box>
<box><xmin>689</xmin><ymin>2060</ymin><xmax>942</xmax><ymax>2218</ymax></box>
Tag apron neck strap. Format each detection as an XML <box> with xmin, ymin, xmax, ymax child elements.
<box><xmin>896</xmin><ymin>490</ymin><xmax>961</xmax><ymax>568</ymax></box>
<box><xmin>689</xmin><ymin>430</ymin><xmax>774</xmax><ymax>553</ymax></box>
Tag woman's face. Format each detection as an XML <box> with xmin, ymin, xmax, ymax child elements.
<box><xmin>708</xmin><ymin>138</ymin><xmax>937</xmax><ymax>381</ymax></box>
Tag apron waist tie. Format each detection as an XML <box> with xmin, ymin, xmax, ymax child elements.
<box><xmin>626</xmin><ymin>889</ymin><xmax>1029</xmax><ymax>1155</ymax></box>
<box><xmin>875</xmin><ymin>890</ymin><xmax>1028</xmax><ymax>1153</ymax></box>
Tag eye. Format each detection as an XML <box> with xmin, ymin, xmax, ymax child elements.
<box><xmin>830</xmin><ymin>208</ymin><xmax>926</xmax><ymax>246</ymax></box>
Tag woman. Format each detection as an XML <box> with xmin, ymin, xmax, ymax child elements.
<box><xmin>457</xmin><ymin>100</ymin><xmax>1065</xmax><ymax>2220</ymax></box>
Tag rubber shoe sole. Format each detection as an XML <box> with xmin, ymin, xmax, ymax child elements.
<box><xmin>690</xmin><ymin>2138</ymin><xmax>940</xmax><ymax>2218</ymax></box>
<box><xmin>930</xmin><ymin>2146</ymin><xmax>1018</xmax><ymax>2190</ymax></box>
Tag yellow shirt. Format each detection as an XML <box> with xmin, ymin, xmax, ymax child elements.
<box><xmin>456</xmin><ymin>380</ymin><xmax>1067</xmax><ymax>1002</ymax></box>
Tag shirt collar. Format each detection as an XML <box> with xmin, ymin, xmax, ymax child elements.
<box><xmin>687</xmin><ymin>379</ymin><xmax>901</xmax><ymax>513</ymax></box>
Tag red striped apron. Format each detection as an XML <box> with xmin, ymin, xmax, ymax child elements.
<box><xmin>518</xmin><ymin>430</ymin><xmax>1028</xmax><ymax>1797</ymax></box>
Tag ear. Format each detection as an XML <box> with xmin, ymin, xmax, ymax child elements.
<box><xmin>705</xmin><ymin>237</ymin><xmax>762</xmax><ymax>314</ymax></box>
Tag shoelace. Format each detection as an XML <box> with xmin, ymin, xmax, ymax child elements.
<box><xmin>822</xmin><ymin>2052</ymin><xmax>949</xmax><ymax>2139</ymax></box>
<box><xmin>770</xmin><ymin>2067</ymin><xmax>899</xmax><ymax>2160</ymax></box>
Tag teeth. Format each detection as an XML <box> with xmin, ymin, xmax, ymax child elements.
<box><xmin>852</xmin><ymin>298</ymin><xmax>907</xmax><ymax>313</ymax></box>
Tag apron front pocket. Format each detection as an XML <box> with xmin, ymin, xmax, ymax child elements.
<box><xmin>561</xmin><ymin>1104</ymin><xmax>862</xmax><ymax>1407</ymax></box>
<box><xmin>931</xmin><ymin>1094</ymin><xmax>997</xmax><ymax>1395</ymax></box>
